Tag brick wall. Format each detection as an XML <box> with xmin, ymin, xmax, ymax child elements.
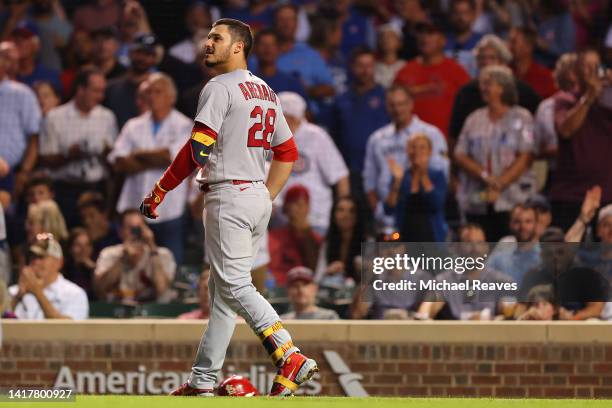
<box><xmin>2</xmin><ymin>340</ymin><xmax>612</xmax><ymax>397</ymax></box>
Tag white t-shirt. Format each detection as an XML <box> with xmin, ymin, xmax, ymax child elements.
<box><xmin>39</xmin><ymin>101</ymin><xmax>117</xmax><ymax>182</ymax></box>
<box><xmin>109</xmin><ymin>110</ymin><xmax>192</xmax><ymax>223</ymax></box>
<box><xmin>9</xmin><ymin>274</ymin><xmax>88</xmax><ymax>320</ymax></box>
<box><xmin>534</xmin><ymin>96</ymin><xmax>559</xmax><ymax>155</ymax></box>
<box><xmin>276</xmin><ymin>121</ymin><xmax>349</xmax><ymax>232</ymax></box>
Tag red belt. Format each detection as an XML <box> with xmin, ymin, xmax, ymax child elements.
<box><xmin>200</xmin><ymin>180</ymin><xmax>257</xmax><ymax>193</ymax></box>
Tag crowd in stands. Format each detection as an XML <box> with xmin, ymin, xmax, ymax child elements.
<box><xmin>0</xmin><ymin>0</ymin><xmax>611</xmax><ymax>321</ymax></box>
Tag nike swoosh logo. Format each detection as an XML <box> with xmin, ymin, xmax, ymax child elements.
<box><xmin>240</xmin><ymin>187</ymin><xmax>249</xmax><ymax>191</ymax></box>
<box><xmin>200</xmin><ymin>151</ymin><xmax>209</xmax><ymax>157</ymax></box>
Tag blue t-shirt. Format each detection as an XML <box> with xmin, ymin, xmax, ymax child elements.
<box><xmin>276</xmin><ymin>42</ymin><xmax>334</xmax><ymax>87</ymax></box>
<box><xmin>332</xmin><ymin>85</ymin><xmax>389</xmax><ymax>172</ymax></box>
<box><xmin>252</xmin><ymin>69</ymin><xmax>307</xmax><ymax>99</ymax></box>
<box><xmin>340</xmin><ymin>8</ymin><xmax>375</xmax><ymax>58</ymax></box>
<box><xmin>17</xmin><ymin>64</ymin><xmax>62</xmax><ymax>94</ymax></box>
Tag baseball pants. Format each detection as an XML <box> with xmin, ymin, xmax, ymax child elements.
<box><xmin>188</xmin><ymin>181</ymin><xmax>299</xmax><ymax>389</ymax></box>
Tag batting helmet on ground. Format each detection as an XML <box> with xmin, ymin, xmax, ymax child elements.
<box><xmin>217</xmin><ymin>375</ymin><xmax>259</xmax><ymax>396</ymax></box>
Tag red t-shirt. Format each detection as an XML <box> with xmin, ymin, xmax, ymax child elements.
<box><xmin>514</xmin><ymin>62</ymin><xmax>557</xmax><ymax>99</ymax></box>
<box><xmin>394</xmin><ymin>57</ymin><xmax>470</xmax><ymax>138</ymax></box>
<box><xmin>268</xmin><ymin>226</ymin><xmax>321</xmax><ymax>286</ymax></box>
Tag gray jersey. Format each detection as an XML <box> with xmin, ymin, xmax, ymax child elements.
<box><xmin>194</xmin><ymin>69</ymin><xmax>293</xmax><ymax>184</ymax></box>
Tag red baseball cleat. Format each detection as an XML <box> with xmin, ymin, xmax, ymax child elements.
<box><xmin>269</xmin><ymin>352</ymin><xmax>318</xmax><ymax>397</ymax></box>
<box><xmin>170</xmin><ymin>382</ymin><xmax>214</xmax><ymax>396</ymax></box>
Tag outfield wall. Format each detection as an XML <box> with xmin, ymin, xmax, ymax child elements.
<box><xmin>1</xmin><ymin>320</ymin><xmax>612</xmax><ymax>398</ymax></box>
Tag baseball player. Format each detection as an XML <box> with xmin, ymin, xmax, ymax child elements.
<box><xmin>139</xmin><ymin>19</ymin><xmax>318</xmax><ymax>397</ymax></box>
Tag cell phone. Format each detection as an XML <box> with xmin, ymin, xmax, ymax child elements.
<box><xmin>130</xmin><ymin>226</ymin><xmax>143</xmax><ymax>240</ymax></box>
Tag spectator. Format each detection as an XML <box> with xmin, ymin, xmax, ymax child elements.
<box><xmin>352</xmin><ymin>242</ymin><xmax>429</xmax><ymax>319</ymax></box>
<box><xmin>277</xmin><ymin>91</ymin><xmax>349</xmax><ymax>235</ymax></box>
<box><xmin>389</xmin><ymin>0</ymin><xmax>429</xmax><ymax>61</ymax></box>
<box><xmin>116</xmin><ymin>0</ymin><xmax>153</xmax><ymax>67</ymax></box>
<box><xmin>25</xmin><ymin>200</ymin><xmax>68</xmax><ymax>247</ymax></box>
<box><xmin>374</xmin><ymin>24</ymin><xmax>406</xmax><ymax>89</ymax></box>
<box><xmin>38</xmin><ymin>68</ymin><xmax>116</xmax><ymax>228</ymax></box>
<box><xmin>526</xmin><ymin>194</ymin><xmax>553</xmax><ymax>240</ymax></box>
<box><xmin>0</xmin><ymin>202</ymin><xmax>9</xmax><ymax>283</ymax></box>
<box><xmin>104</xmin><ymin>33</ymin><xmax>159</xmax><ymax>129</ymax></box>
<box><xmin>363</xmin><ymin>84</ymin><xmax>448</xmax><ymax>226</ymax></box>
<box><xmin>549</xmin><ymin>49</ymin><xmax>612</xmax><ymax>231</ymax></box>
<box><xmin>281</xmin><ymin>266</ymin><xmax>339</xmax><ymax>320</ymax></box>
<box><xmin>168</xmin><ymin>1</ymin><xmax>211</xmax><ymax>65</ymax></box>
<box><xmin>30</xmin><ymin>0</ymin><xmax>73</xmax><ymax>72</ymax></box>
<box><xmin>417</xmin><ymin>223</ymin><xmax>514</xmax><ymax>320</ymax></box>
<box><xmin>178</xmin><ymin>267</ymin><xmax>210</xmax><ymax>320</ymax></box>
<box><xmin>109</xmin><ymin>73</ymin><xmax>191</xmax><ymax>264</ymax></box>
<box><xmin>315</xmin><ymin>196</ymin><xmax>369</xmax><ymax>286</ymax></box>
<box><xmin>324</xmin><ymin>0</ymin><xmax>375</xmax><ymax>60</ymax></box>
<box><xmin>454</xmin><ymin>65</ymin><xmax>535</xmax><ymax>241</ymax></box>
<box><xmin>564</xmin><ymin>186</ymin><xmax>601</xmax><ymax>243</ymax></box>
<box><xmin>444</xmin><ymin>0</ymin><xmax>483</xmax><ymax>77</ymax></box>
<box><xmin>12</xmin><ymin>24</ymin><xmax>62</xmax><ymax>93</ymax></box>
<box><xmin>0</xmin><ymin>44</ymin><xmax>41</xmax><ymax>199</ymax></box>
<box><xmin>533</xmin><ymin>53</ymin><xmax>577</xmax><ymax>162</ymax></box>
<box><xmin>251</xmin><ymin>29</ymin><xmax>306</xmax><ymax>99</ymax></box>
<box><xmin>0</xmin><ymin>274</ymin><xmax>9</xmax><ymax>317</ymax></box>
<box><xmin>24</xmin><ymin>173</ymin><xmax>54</xmax><ymax>205</ymax></box>
<box><xmin>308</xmin><ymin>13</ymin><xmax>346</xmax><ymax>96</ymax></box>
<box><xmin>516</xmin><ymin>284</ymin><xmax>556</xmax><ymax>320</ymax></box>
<box><xmin>77</xmin><ymin>191</ymin><xmax>120</xmax><ymax>259</ymax></box>
<box><xmin>268</xmin><ymin>185</ymin><xmax>322</xmax><ymax>287</ymax></box>
<box><xmin>516</xmin><ymin>227</ymin><xmax>608</xmax><ymax>320</ymax></box>
<box><xmin>332</xmin><ymin>47</ymin><xmax>389</xmax><ymax>192</ymax></box>
<box><xmin>0</xmin><ymin>40</ymin><xmax>19</xmax><ymax>79</ymax></box>
<box><xmin>59</xmin><ymin>29</ymin><xmax>94</xmax><ymax>100</ymax></box>
<box><xmin>94</xmin><ymin>209</ymin><xmax>176</xmax><ymax>302</ymax></box>
<box><xmin>488</xmin><ymin>203</ymin><xmax>542</xmax><ymax>283</ymax></box>
<box><xmin>394</xmin><ymin>21</ymin><xmax>471</xmax><ymax>139</ymax></box>
<box><xmin>33</xmin><ymin>81</ymin><xmax>60</xmax><ymax>116</ymax></box>
<box><xmin>272</xmin><ymin>4</ymin><xmax>335</xmax><ymax>101</ymax></box>
<box><xmin>63</xmin><ymin>227</ymin><xmax>96</xmax><ymax>300</ymax></box>
<box><xmin>72</xmin><ymin>0</ymin><xmax>122</xmax><ymax>32</ymax></box>
<box><xmin>508</xmin><ymin>27</ymin><xmax>556</xmax><ymax>99</ymax></box>
<box><xmin>91</xmin><ymin>27</ymin><xmax>127</xmax><ymax>80</ymax></box>
<box><xmin>385</xmin><ymin>133</ymin><xmax>448</xmax><ymax>242</ymax></box>
<box><xmin>448</xmin><ymin>34</ymin><xmax>541</xmax><ymax>141</ymax></box>
<box><xmin>9</xmin><ymin>233</ymin><xmax>88</xmax><ymax>320</ymax></box>
<box><xmin>533</xmin><ymin>0</ymin><xmax>576</xmax><ymax>67</ymax></box>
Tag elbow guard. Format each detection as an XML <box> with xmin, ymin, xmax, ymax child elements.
<box><xmin>190</xmin><ymin>122</ymin><xmax>217</xmax><ymax>167</ymax></box>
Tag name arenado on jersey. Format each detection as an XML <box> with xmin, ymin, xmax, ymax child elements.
<box><xmin>238</xmin><ymin>81</ymin><xmax>278</xmax><ymax>104</ymax></box>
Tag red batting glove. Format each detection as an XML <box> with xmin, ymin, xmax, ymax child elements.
<box><xmin>140</xmin><ymin>182</ymin><xmax>168</xmax><ymax>219</ymax></box>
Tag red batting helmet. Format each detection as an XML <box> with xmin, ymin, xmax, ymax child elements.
<box><xmin>217</xmin><ymin>375</ymin><xmax>259</xmax><ymax>396</ymax></box>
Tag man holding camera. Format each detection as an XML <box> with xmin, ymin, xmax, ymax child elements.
<box><xmin>93</xmin><ymin>209</ymin><xmax>175</xmax><ymax>302</ymax></box>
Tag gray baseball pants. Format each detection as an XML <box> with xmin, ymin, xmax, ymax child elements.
<box><xmin>188</xmin><ymin>181</ymin><xmax>298</xmax><ymax>390</ymax></box>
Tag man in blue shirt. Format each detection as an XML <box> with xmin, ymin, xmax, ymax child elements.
<box><xmin>12</xmin><ymin>26</ymin><xmax>62</xmax><ymax>94</ymax></box>
<box><xmin>488</xmin><ymin>203</ymin><xmax>542</xmax><ymax>283</ymax></box>
<box><xmin>444</xmin><ymin>0</ymin><xmax>483</xmax><ymax>77</ymax></box>
<box><xmin>272</xmin><ymin>4</ymin><xmax>335</xmax><ymax>101</ymax></box>
<box><xmin>331</xmin><ymin>47</ymin><xmax>389</xmax><ymax>195</ymax></box>
<box><xmin>251</xmin><ymin>28</ymin><xmax>306</xmax><ymax>99</ymax></box>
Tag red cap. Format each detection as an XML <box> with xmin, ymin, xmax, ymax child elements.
<box><xmin>284</xmin><ymin>185</ymin><xmax>309</xmax><ymax>209</ymax></box>
<box><xmin>287</xmin><ymin>266</ymin><xmax>315</xmax><ymax>286</ymax></box>
<box><xmin>217</xmin><ymin>375</ymin><xmax>258</xmax><ymax>396</ymax></box>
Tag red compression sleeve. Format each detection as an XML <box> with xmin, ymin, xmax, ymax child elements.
<box><xmin>158</xmin><ymin>122</ymin><xmax>217</xmax><ymax>191</ymax></box>
<box><xmin>272</xmin><ymin>137</ymin><xmax>299</xmax><ymax>162</ymax></box>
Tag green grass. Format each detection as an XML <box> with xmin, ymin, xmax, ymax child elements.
<box><xmin>2</xmin><ymin>396</ymin><xmax>612</xmax><ymax>408</ymax></box>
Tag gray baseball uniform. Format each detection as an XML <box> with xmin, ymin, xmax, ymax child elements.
<box><xmin>187</xmin><ymin>69</ymin><xmax>299</xmax><ymax>390</ymax></box>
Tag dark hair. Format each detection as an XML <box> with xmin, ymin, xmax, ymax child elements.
<box><xmin>325</xmin><ymin>196</ymin><xmax>368</xmax><ymax>283</ymax></box>
<box><xmin>511</xmin><ymin>202</ymin><xmax>538</xmax><ymax>219</ymax></box>
<box><xmin>212</xmin><ymin>18</ymin><xmax>253</xmax><ymax>58</ymax></box>
<box><xmin>386</xmin><ymin>83</ymin><xmax>413</xmax><ymax>100</ymax></box>
<box><xmin>77</xmin><ymin>191</ymin><xmax>108</xmax><ymax>213</ymax></box>
<box><xmin>513</xmin><ymin>26</ymin><xmax>537</xmax><ymax>49</ymax></box>
<box><xmin>68</xmin><ymin>227</ymin><xmax>90</xmax><ymax>246</ymax></box>
<box><xmin>308</xmin><ymin>14</ymin><xmax>339</xmax><ymax>49</ymax></box>
<box><xmin>457</xmin><ymin>222</ymin><xmax>485</xmax><ymax>239</ymax></box>
<box><xmin>119</xmin><ymin>208</ymin><xmax>142</xmax><ymax>226</ymax></box>
<box><xmin>451</xmin><ymin>0</ymin><xmax>476</xmax><ymax>10</ymax></box>
<box><xmin>25</xmin><ymin>172</ymin><xmax>54</xmax><ymax>194</ymax></box>
<box><xmin>254</xmin><ymin>28</ymin><xmax>278</xmax><ymax>45</ymax></box>
<box><xmin>72</xmin><ymin>67</ymin><xmax>103</xmax><ymax>95</ymax></box>
<box><xmin>349</xmin><ymin>46</ymin><xmax>375</xmax><ymax>64</ymax></box>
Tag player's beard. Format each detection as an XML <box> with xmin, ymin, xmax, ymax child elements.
<box><xmin>205</xmin><ymin>47</ymin><xmax>232</xmax><ymax>68</ymax></box>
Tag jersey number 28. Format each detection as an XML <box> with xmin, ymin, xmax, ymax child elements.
<box><xmin>247</xmin><ymin>106</ymin><xmax>276</xmax><ymax>150</ymax></box>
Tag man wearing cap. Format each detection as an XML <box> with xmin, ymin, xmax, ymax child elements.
<box><xmin>281</xmin><ymin>266</ymin><xmax>339</xmax><ymax>320</ymax></box>
<box><xmin>276</xmin><ymin>91</ymin><xmax>349</xmax><ymax>235</ymax></box>
<box><xmin>104</xmin><ymin>33</ymin><xmax>159</xmax><ymax>129</ymax></box>
<box><xmin>394</xmin><ymin>21</ymin><xmax>470</xmax><ymax>139</ymax></box>
<box><xmin>91</xmin><ymin>27</ymin><xmax>127</xmax><ymax>80</ymax></box>
<box><xmin>269</xmin><ymin>185</ymin><xmax>322</xmax><ymax>287</ymax></box>
<box><xmin>8</xmin><ymin>233</ymin><xmax>88</xmax><ymax>320</ymax></box>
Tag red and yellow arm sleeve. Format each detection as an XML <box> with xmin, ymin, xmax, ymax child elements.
<box><xmin>158</xmin><ymin>122</ymin><xmax>217</xmax><ymax>191</ymax></box>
